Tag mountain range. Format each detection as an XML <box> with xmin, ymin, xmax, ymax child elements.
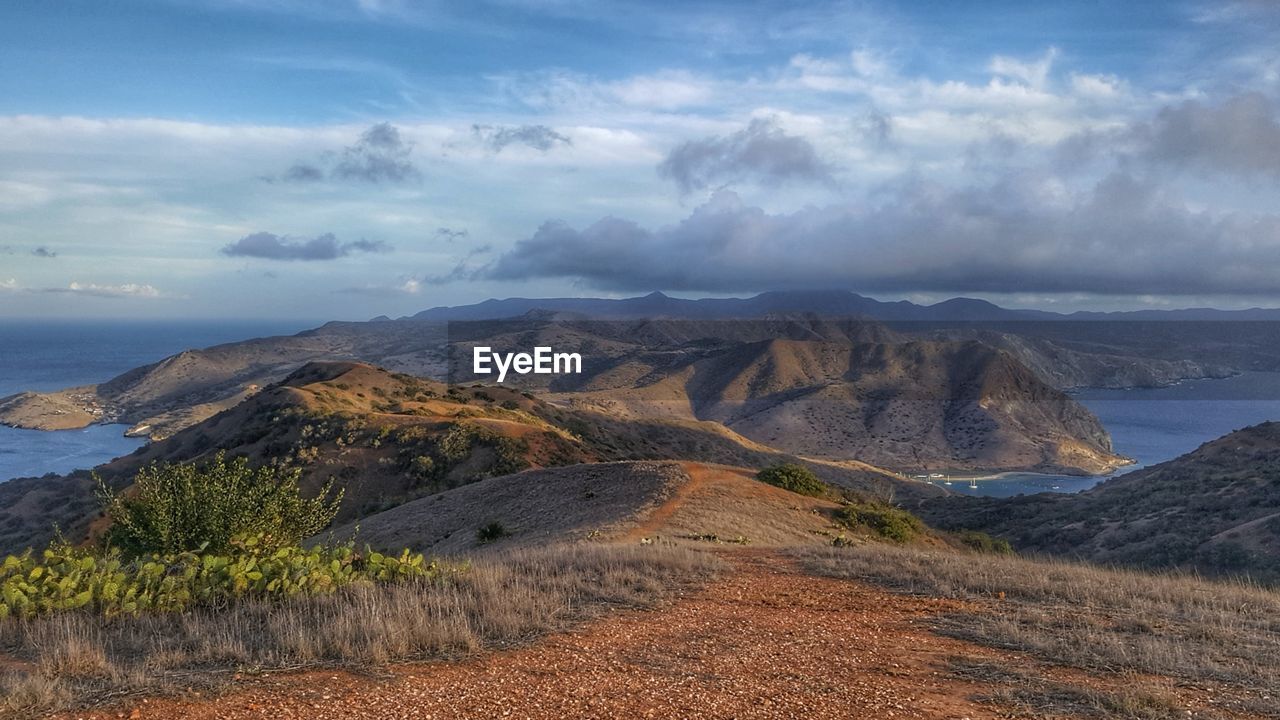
<box><xmin>408</xmin><ymin>290</ymin><xmax>1280</xmax><ymax>323</ymax></box>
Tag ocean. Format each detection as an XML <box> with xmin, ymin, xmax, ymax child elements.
<box><xmin>0</xmin><ymin>320</ymin><xmax>318</xmax><ymax>482</ymax></box>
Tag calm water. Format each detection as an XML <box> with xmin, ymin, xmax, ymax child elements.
<box><xmin>929</xmin><ymin>371</ymin><xmax>1280</xmax><ymax>497</ymax></box>
<box><xmin>0</xmin><ymin>320</ymin><xmax>317</xmax><ymax>481</ymax></box>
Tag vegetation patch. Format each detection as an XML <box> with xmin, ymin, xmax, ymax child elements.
<box><xmin>0</xmin><ymin>536</ymin><xmax>438</xmax><ymax>619</ymax></box>
<box><xmin>955</xmin><ymin>530</ymin><xmax>1014</xmax><ymax>555</ymax></box>
<box><xmin>98</xmin><ymin>452</ymin><xmax>341</xmax><ymax>556</ymax></box>
<box><xmin>4</xmin><ymin>456</ymin><xmax>436</xmax><ymax>620</ymax></box>
<box><xmin>0</xmin><ymin>545</ymin><xmax>721</xmax><ymax>718</ymax></box>
<box><xmin>476</xmin><ymin>521</ymin><xmax>511</xmax><ymax>544</ymax></box>
<box><xmin>755</xmin><ymin>463</ymin><xmax>829</xmax><ymax>498</ymax></box>
<box><xmin>834</xmin><ymin>502</ymin><xmax>925</xmax><ymax>543</ymax></box>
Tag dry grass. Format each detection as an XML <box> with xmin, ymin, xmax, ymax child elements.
<box><xmin>0</xmin><ymin>544</ymin><xmax>721</xmax><ymax>718</ymax></box>
<box><xmin>797</xmin><ymin>544</ymin><xmax>1280</xmax><ymax>718</ymax></box>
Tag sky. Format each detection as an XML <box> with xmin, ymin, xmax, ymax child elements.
<box><xmin>1</xmin><ymin>0</ymin><xmax>1279</xmax><ymax>319</ymax></box>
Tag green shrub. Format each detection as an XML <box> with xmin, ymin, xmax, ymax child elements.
<box><xmin>98</xmin><ymin>452</ymin><xmax>342</xmax><ymax>557</ymax></box>
<box><xmin>0</xmin><ymin>536</ymin><xmax>444</xmax><ymax>619</ymax></box>
<box><xmin>756</xmin><ymin>463</ymin><xmax>829</xmax><ymax>498</ymax></box>
<box><xmin>957</xmin><ymin>530</ymin><xmax>1014</xmax><ymax>555</ymax></box>
<box><xmin>409</xmin><ymin>455</ymin><xmax>436</xmax><ymax>481</ymax></box>
<box><xmin>476</xmin><ymin>522</ymin><xmax>510</xmax><ymax>544</ymax></box>
<box><xmin>835</xmin><ymin>502</ymin><xmax>925</xmax><ymax>543</ymax></box>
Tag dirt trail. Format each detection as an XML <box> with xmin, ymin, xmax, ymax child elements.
<box><xmin>621</xmin><ymin>462</ymin><xmax>738</xmax><ymax>541</ymax></box>
<box><xmin>72</xmin><ymin>550</ymin><xmax>1015</xmax><ymax>720</ymax></box>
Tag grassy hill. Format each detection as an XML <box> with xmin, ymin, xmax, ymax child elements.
<box><xmin>327</xmin><ymin>461</ymin><xmax>858</xmax><ymax>554</ymax></box>
<box><xmin>0</xmin><ymin>362</ymin><xmax>935</xmax><ymax>556</ymax></box>
<box><xmin>923</xmin><ymin>421</ymin><xmax>1280</xmax><ymax>582</ymax></box>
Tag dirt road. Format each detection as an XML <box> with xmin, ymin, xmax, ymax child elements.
<box><xmin>64</xmin><ymin>550</ymin><xmax>1014</xmax><ymax>720</ymax></box>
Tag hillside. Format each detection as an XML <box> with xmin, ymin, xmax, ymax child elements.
<box><xmin>508</xmin><ymin>331</ymin><xmax>1127</xmax><ymax>474</ymax></box>
<box><xmin>0</xmin><ymin>321</ymin><xmax>452</xmax><ymax>437</ymax></box>
<box><xmin>0</xmin><ymin>294</ymin><xmax>1252</xmax><ymax>441</ymax></box>
<box><xmin>0</xmin><ymin>362</ymin><xmax>932</xmax><ymax>556</ymax></box>
<box><xmin>923</xmin><ymin>328</ymin><xmax>1235</xmax><ymax>389</ymax></box>
<box><xmin>2</xmin><ymin>315</ymin><xmax>1128</xmax><ymax>478</ymax></box>
<box><xmin>329</xmin><ymin>462</ymin><xmax>848</xmax><ymax>554</ymax></box>
<box><xmin>923</xmin><ymin>421</ymin><xmax>1280</xmax><ymax>581</ymax></box>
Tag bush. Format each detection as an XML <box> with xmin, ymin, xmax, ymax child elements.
<box><xmin>98</xmin><ymin>452</ymin><xmax>342</xmax><ymax>557</ymax></box>
<box><xmin>0</xmin><ymin>535</ymin><xmax>442</xmax><ymax>619</ymax></box>
<box><xmin>409</xmin><ymin>455</ymin><xmax>436</xmax><ymax>481</ymax></box>
<box><xmin>756</xmin><ymin>463</ymin><xmax>829</xmax><ymax>498</ymax></box>
<box><xmin>836</xmin><ymin>502</ymin><xmax>925</xmax><ymax>543</ymax></box>
<box><xmin>957</xmin><ymin>530</ymin><xmax>1014</xmax><ymax>555</ymax></box>
<box><xmin>476</xmin><ymin>522</ymin><xmax>510</xmax><ymax>544</ymax></box>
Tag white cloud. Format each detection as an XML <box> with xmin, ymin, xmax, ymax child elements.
<box><xmin>1071</xmin><ymin>73</ymin><xmax>1124</xmax><ymax>99</ymax></box>
<box><xmin>988</xmin><ymin>47</ymin><xmax>1059</xmax><ymax>89</ymax></box>
<box><xmin>608</xmin><ymin>71</ymin><xmax>715</xmax><ymax>109</ymax></box>
<box><xmin>61</xmin><ymin>282</ymin><xmax>165</xmax><ymax>298</ymax></box>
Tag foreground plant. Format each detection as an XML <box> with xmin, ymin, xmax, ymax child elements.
<box><xmin>0</xmin><ymin>545</ymin><xmax>720</xmax><ymax>717</ymax></box>
<box><xmin>97</xmin><ymin>452</ymin><xmax>342</xmax><ymax>557</ymax></box>
<box><xmin>0</xmin><ymin>534</ymin><xmax>443</xmax><ymax>619</ymax></box>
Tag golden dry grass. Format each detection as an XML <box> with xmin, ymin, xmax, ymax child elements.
<box><xmin>0</xmin><ymin>544</ymin><xmax>721</xmax><ymax>718</ymax></box>
<box><xmin>797</xmin><ymin>543</ymin><xmax>1280</xmax><ymax>718</ymax></box>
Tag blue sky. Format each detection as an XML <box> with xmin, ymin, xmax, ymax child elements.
<box><xmin>1</xmin><ymin>0</ymin><xmax>1278</xmax><ymax>319</ymax></box>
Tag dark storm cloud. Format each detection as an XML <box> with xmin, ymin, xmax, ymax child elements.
<box><xmin>1135</xmin><ymin>93</ymin><xmax>1280</xmax><ymax>178</ymax></box>
<box><xmin>221</xmin><ymin>232</ymin><xmax>391</xmax><ymax>261</ymax></box>
<box><xmin>472</xmin><ymin>124</ymin><xmax>572</xmax><ymax>152</ymax></box>
<box><xmin>1055</xmin><ymin>93</ymin><xmax>1280</xmax><ymax>179</ymax></box>
<box><xmin>658</xmin><ymin>118</ymin><xmax>833</xmax><ymax>194</ymax></box>
<box><xmin>485</xmin><ymin>174</ymin><xmax>1280</xmax><ymax>296</ymax></box>
<box><xmin>270</xmin><ymin>123</ymin><xmax>419</xmax><ymax>184</ymax></box>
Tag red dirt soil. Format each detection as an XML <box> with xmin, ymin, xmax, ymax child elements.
<box><xmin>61</xmin><ymin>551</ymin><xmax>1013</xmax><ymax>720</ymax></box>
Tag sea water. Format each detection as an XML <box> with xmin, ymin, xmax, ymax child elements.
<box><xmin>0</xmin><ymin>319</ymin><xmax>316</xmax><ymax>482</ymax></box>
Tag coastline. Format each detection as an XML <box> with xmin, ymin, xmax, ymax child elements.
<box><xmin>906</xmin><ymin>464</ymin><xmax>1133</xmax><ymax>484</ymax></box>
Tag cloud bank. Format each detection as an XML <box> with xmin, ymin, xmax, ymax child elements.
<box><xmin>221</xmin><ymin>232</ymin><xmax>391</xmax><ymax>261</ymax></box>
<box><xmin>486</xmin><ymin>174</ymin><xmax>1280</xmax><ymax>296</ymax></box>
<box><xmin>658</xmin><ymin>118</ymin><xmax>832</xmax><ymax>194</ymax></box>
